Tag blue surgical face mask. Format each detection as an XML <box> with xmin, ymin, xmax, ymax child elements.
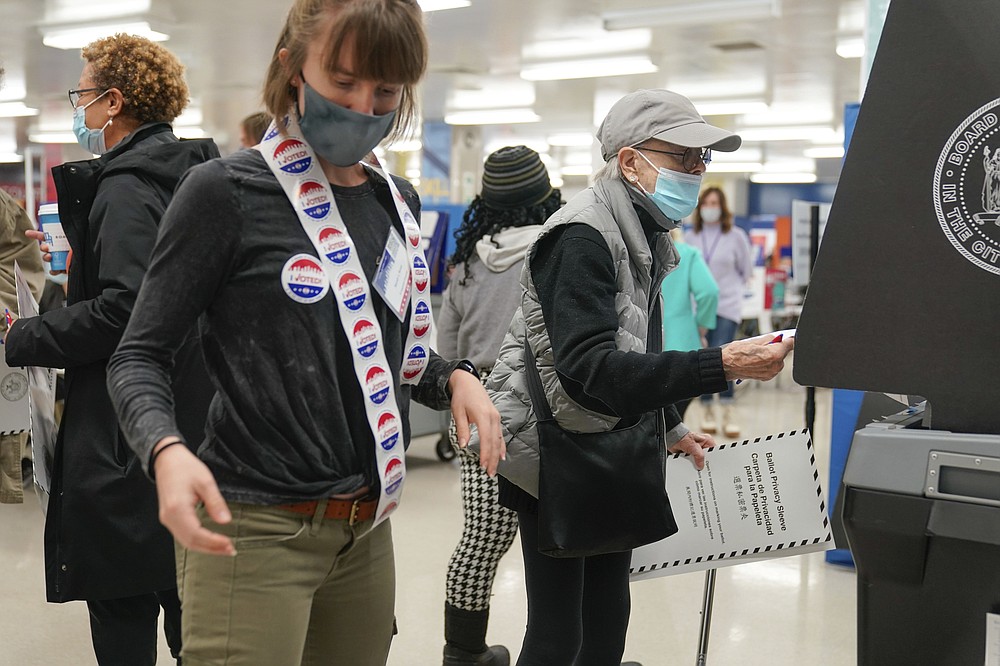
<box><xmin>72</xmin><ymin>90</ymin><xmax>112</xmax><ymax>155</ymax></box>
<box><xmin>634</xmin><ymin>150</ymin><xmax>703</xmax><ymax>221</ymax></box>
<box><xmin>297</xmin><ymin>79</ymin><xmax>397</xmax><ymax>167</ymax></box>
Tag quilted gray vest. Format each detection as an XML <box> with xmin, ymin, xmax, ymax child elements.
<box><xmin>484</xmin><ymin>177</ymin><xmax>679</xmax><ymax>497</ymax></box>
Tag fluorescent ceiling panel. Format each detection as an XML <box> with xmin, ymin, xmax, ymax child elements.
<box><xmin>418</xmin><ymin>0</ymin><xmax>471</xmax><ymax>11</ymax></box>
<box><xmin>521</xmin><ymin>56</ymin><xmax>657</xmax><ymax>81</ymax></box>
<box><xmin>836</xmin><ymin>37</ymin><xmax>865</xmax><ymax>59</ymax></box>
<box><xmin>44</xmin><ymin>0</ymin><xmax>152</xmax><ymax>23</ymax></box>
<box><xmin>448</xmin><ymin>80</ymin><xmax>534</xmax><ymax>110</ymax></box>
<box><xmin>0</xmin><ymin>102</ymin><xmax>39</xmax><ymax>117</ymax></box>
<box><xmin>42</xmin><ymin>21</ymin><xmax>169</xmax><ymax>49</ymax></box>
<box><xmin>445</xmin><ymin>108</ymin><xmax>540</xmax><ymax>125</ymax></box>
<box><xmin>603</xmin><ymin>0</ymin><xmax>780</xmax><ymax>30</ymax></box>
<box><xmin>523</xmin><ymin>29</ymin><xmax>651</xmax><ymax>60</ymax></box>
<box><xmin>707</xmin><ymin>162</ymin><xmax>764</xmax><ymax>173</ymax></box>
<box><xmin>561</xmin><ymin>165</ymin><xmax>594</xmax><ymax>177</ymax></box>
<box><xmin>738</xmin><ymin>126</ymin><xmax>841</xmax><ymax>142</ymax></box>
<box><xmin>694</xmin><ymin>100</ymin><xmax>769</xmax><ymax>116</ymax></box>
<box><xmin>0</xmin><ymin>153</ymin><xmax>24</xmax><ymax>163</ymax></box>
<box><xmin>804</xmin><ymin>145</ymin><xmax>845</xmax><ymax>159</ymax></box>
<box><xmin>750</xmin><ymin>172</ymin><xmax>817</xmax><ymax>183</ymax></box>
<box><xmin>28</xmin><ymin>131</ymin><xmax>77</xmax><ymax>144</ymax></box>
<box><xmin>547</xmin><ymin>132</ymin><xmax>596</xmax><ymax>147</ymax></box>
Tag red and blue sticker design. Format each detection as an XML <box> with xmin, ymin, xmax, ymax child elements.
<box><xmin>383</xmin><ymin>457</ymin><xmax>404</xmax><ymax>495</ymax></box>
<box><xmin>365</xmin><ymin>365</ymin><xmax>391</xmax><ymax>405</ymax></box>
<box><xmin>377</xmin><ymin>411</ymin><xmax>400</xmax><ymax>451</ymax></box>
<box><xmin>412</xmin><ymin>255</ymin><xmax>429</xmax><ymax>293</ymax></box>
<box><xmin>337</xmin><ymin>271</ymin><xmax>367</xmax><ymax>311</ymax></box>
<box><xmin>274</xmin><ymin>138</ymin><xmax>312</xmax><ymax>175</ymax></box>
<box><xmin>297</xmin><ymin>180</ymin><xmax>331</xmax><ymax>220</ymax></box>
<box><xmin>281</xmin><ymin>254</ymin><xmax>329</xmax><ymax>304</ymax></box>
<box><xmin>401</xmin><ymin>344</ymin><xmax>427</xmax><ymax>381</ymax></box>
<box><xmin>352</xmin><ymin>318</ymin><xmax>379</xmax><ymax>359</ymax></box>
<box><xmin>413</xmin><ymin>300</ymin><xmax>431</xmax><ymax>338</ymax></box>
<box><xmin>318</xmin><ymin>226</ymin><xmax>351</xmax><ymax>264</ymax></box>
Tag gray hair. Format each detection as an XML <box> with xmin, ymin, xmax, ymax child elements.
<box><xmin>593</xmin><ymin>156</ymin><xmax>624</xmax><ymax>182</ymax></box>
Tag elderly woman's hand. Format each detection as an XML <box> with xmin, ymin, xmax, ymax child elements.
<box><xmin>668</xmin><ymin>431</ymin><xmax>715</xmax><ymax>470</ymax></box>
<box><xmin>721</xmin><ymin>334</ymin><xmax>795</xmax><ymax>382</ymax></box>
<box><xmin>448</xmin><ymin>369</ymin><xmax>506</xmax><ymax>476</ymax></box>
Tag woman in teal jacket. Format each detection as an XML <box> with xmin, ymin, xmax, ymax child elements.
<box><xmin>661</xmin><ymin>235</ymin><xmax>719</xmax><ymax>419</ymax></box>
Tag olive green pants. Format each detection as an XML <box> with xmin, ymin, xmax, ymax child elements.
<box><xmin>176</xmin><ymin>501</ymin><xmax>395</xmax><ymax>666</ymax></box>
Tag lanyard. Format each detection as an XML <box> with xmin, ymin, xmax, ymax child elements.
<box><xmin>701</xmin><ymin>227</ymin><xmax>724</xmax><ymax>266</ymax></box>
<box><xmin>257</xmin><ymin>111</ymin><xmax>433</xmax><ymax>525</ymax></box>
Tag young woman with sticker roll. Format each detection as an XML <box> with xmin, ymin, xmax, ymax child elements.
<box><xmin>106</xmin><ymin>1</ymin><xmax>504</xmax><ymax>664</ymax></box>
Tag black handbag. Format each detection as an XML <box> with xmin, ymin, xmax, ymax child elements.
<box><xmin>522</xmin><ymin>340</ymin><xmax>678</xmax><ymax>558</ymax></box>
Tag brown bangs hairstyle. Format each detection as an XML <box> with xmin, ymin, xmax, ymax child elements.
<box><xmin>692</xmin><ymin>185</ymin><xmax>734</xmax><ymax>233</ymax></box>
<box><xmin>263</xmin><ymin>0</ymin><xmax>428</xmax><ymax>142</ymax></box>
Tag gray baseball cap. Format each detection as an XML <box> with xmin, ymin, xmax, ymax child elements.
<box><xmin>597</xmin><ymin>89</ymin><xmax>742</xmax><ymax>161</ymax></box>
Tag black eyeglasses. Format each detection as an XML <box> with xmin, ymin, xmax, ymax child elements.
<box><xmin>636</xmin><ymin>145</ymin><xmax>712</xmax><ymax>172</ymax></box>
<box><xmin>68</xmin><ymin>87</ymin><xmax>105</xmax><ymax>109</ymax></box>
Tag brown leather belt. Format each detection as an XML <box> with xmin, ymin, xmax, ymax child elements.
<box><xmin>277</xmin><ymin>496</ymin><xmax>378</xmax><ymax>525</ymax></box>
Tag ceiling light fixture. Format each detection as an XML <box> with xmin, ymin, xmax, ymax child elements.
<box><xmin>41</xmin><ymin>21</ymin><xmax>169</xmax><ymax>50</ymax></box>
<box><xmin>444</xmin><ymin>108</ymin><xmax>540</xmax><ymax>125</ymax></box>
<box><xmin>521</xmin><ymin>56</ymin><xmax>658</xmax><ymax>81</ymax></box>
<box><xmin>694</xmin><ymin>100</ymin><xmax>769</xmax><ymax>116</ymax></box>
<box><xmin>0</xmin><ymin>152</ymin><xmax>24</xmax><ymax>163</ymax></box>
<box><xmin>0</xmin><ymin>102</ymin><xmax>39</xmax><ymax>118</ymax></box>
<box><xmin>737</xmin><ymin>126</ymin><xmax>841</xmax><ymax>142</ymax></box>
<box><xmin>522</xmin><ymin>29</ymin><xmax>651</xmax><ymax>61</ymax></box>
<box><xmin>836</xmin><ymin>37</ymin><xmax>865</xmax><ymax>59</ymax></box>
<box><xmin>603</xmin><ymin>0</ymin><xmax>780</xmax><ymax>30</ymax></box>
<box><xmin>707</xmin><ymin>162</ymin><xmax>764</xmax><ymax>173</ymax></box>
<box><xmin>804</xmin><ymin>145</ymin><xmax>846</xmax><ymax>159</ymax></box>
<box><xmin>28</xmin><ymin>131</ymin><xmax>77</xmax><ymax>144</ymax></box>
<box><xmin>418</xmin><ymin>0</ymin><xmax>471</xmax><ymax>11</ymax></box>
<box><xmin>750</xmin><ymin>172</ymin><xmax>817</xmax><ymax>183</ymax></box>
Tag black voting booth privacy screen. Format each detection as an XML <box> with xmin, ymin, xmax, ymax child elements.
<box><xmin>793</xmin><ymin>0</ymin><xmax>1000</xmax><ymax>435</ymax></box>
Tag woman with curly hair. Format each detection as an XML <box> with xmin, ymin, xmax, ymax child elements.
<box><xmin>5</xmin><ymin>34</ymin><xmax>219</xmax><ymax>665</ymax></box>
<box><xmin>437</xmin><ymin>145</ymin><xmax>560</xmax><ymax>666</ymax></box>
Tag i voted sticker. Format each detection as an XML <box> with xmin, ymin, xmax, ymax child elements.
<box><xmin>352</xmin><ymin>318</ymin><xmax>379</xmax><ymax>358</ymax></box>
<box><xmin>365</xmin><ymin>365</ymin><xmax>391</xmax><ymax>405</ymax></box>
<box><xmin>263</xmin><ymin>124</ymin><xmax>281</xmax><ymax>142</ymax></box>
<box><xmin>383</xmin><ymin>457</ymin><xmax>404</xmax><ymax>495</ymax></box>
<box><xmin>401</xmin><ymin>344</ymin><xmax>427</xmax><ymax>380</ymax></box>
<box><xmin>297</xmin><ymin>180</ymin><xmax>331</xmax><ymax>220</ymax></box>
<box><xmin>413</xmin><ymin>300</ymin><xmax>431</xmax><ymax>338</ymax></box>
<box><xmin>281</xmin><ymin>254</ymin><xmax>329</xmax><ymax>304</ymax></box>
<box><xmin>319</xmin><ymin>227</ymin><xmax>351</xmax><ymax>264</ymax></box>
<box><xmin>377</xmin><ymin>411</ymin><xmax>400</xmax><ymax>451</ymax></box>
<box><xmin>337</xmin><ymin>271</ymin><xmax>367</xmax><ymax>311</ymax></box>
<box><xmin>412</xmin><ymin>255</ymin><xmax>429</xmax><ymax>293</ymax></box>
<box><xmin>378</xmin><ymin>500</ymin><xmax>398</xmax><ymax>520</ymax></box>
<box><xmin>274</xmin><ymin>139</ymin><xmax>312</xmax><ymax>174</ymax></box>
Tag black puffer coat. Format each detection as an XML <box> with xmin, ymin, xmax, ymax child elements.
<box><xmin>5</xmin><ymin>123</ymin><xmax>219</xmax><ymax>602</ymax></box>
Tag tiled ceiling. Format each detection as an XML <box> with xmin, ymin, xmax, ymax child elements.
<box><xmin>0</xmin><ymin>0</ymin><xmax>871</xmax><ymax>177</ymax></box>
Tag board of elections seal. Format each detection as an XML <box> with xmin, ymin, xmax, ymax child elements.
<box><xmin>1</xmin><ymin>371</ymin><xmax>27</xmax><ymax>402</ymax></box>
<box><xmin>933</xmin><ymin>97</ymin><xmax>1000</xmax><ymax>276</ymax></box>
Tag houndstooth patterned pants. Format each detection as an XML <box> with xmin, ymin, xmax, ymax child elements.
<box><xmin>445</xmin><ymin>374</ymin><xmax>519</xmax><ymax>612</ymax></box>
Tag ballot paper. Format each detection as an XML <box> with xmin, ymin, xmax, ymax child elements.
<box><xmin>630</xmin><ymin>429</ymin><xmax>833</xmax><ymax>580</ymax></box>
<box><xmin>15</xmin><ymin>262</ymin><xmax>57</xmax><ymax>508</ymax></box>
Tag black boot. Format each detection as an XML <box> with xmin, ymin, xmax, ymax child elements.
<box><xmin>443</xmin><ymin>603</ymin><xmax>510</xmax><ymax>666</ymax></box>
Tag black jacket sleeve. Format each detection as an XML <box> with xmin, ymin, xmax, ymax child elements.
<box><xmin>530</xmin><ymin>224</ymin><xmax>727</xmax><ymax>419</ymax></box>
<box><xmin>6</xmin><ymin>172</ymin><xmax>163</xmax><ymax>369</ymax></box>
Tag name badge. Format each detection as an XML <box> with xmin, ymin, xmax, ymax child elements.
<box><xmin>373</xmin><ymin>228</ymin><xmax>412</xmax><ymax>322</ymax></box>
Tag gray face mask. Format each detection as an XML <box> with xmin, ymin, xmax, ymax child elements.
<box><xmin>297</xmin><ymin>79</ymin><xmax>396</xmax><ymax>167</ymax></box>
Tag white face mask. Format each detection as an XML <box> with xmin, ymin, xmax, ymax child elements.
<box><xmin>700</xmin><ymin>205</ymin><xmax>722</xmax><ymax>224</ymax></box>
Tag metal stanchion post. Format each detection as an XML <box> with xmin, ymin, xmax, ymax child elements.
<box><xmin>695</xmin><ymin>568</ymin><xmax>717</xmax><ymax>666</ymax></box>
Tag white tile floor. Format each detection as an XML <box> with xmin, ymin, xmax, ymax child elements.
<box><xmin>0</xmin><ymin>370</ymin><xmax>857</xmax><ymax>665</ymax></box>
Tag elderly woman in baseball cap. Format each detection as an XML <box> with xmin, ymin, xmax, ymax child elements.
<box><xmin>482</xmin><ymin>89</ymin><xmax>794</xmax><ymax>665</ymax></box>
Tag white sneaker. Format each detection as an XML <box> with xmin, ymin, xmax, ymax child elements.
<box><xmin>701</xmin><ymin>403</ymin><xmax>718</xmax><ymax>434</ymax></box>
<box><xmin>722</xmin><ymin>404</ymin><xmax>740</xmax><ymax>439</ymax></box>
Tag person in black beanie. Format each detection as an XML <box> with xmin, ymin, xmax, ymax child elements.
<box><xmin>437</xmin><ymin>146</ymin><xmax>561</xmax><ymax>666</ymax></box>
